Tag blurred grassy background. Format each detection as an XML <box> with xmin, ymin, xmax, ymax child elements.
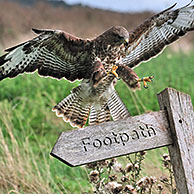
<box><xmin>0</xmin><ymin>0</ymin><xmax>193</xmax><ymax>193</ymax></box>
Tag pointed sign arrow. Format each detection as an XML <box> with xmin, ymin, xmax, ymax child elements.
<box><xmin>50</xmin><ymin>110</ymin><xmax>172</xmax><ymax>167</ymax></box>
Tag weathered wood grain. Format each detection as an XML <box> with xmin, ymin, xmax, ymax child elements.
<box><xmin>51</xmin><ymin>110</ymin><xmax>172</xmax><ymax>166</ymax></box>
<box><xmin>158</xmin><ymin>88</ymin><xmax>194</xmax><ymax>194</ymax></box>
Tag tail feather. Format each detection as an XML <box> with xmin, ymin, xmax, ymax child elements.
<box><xmin>89</xmin><ymin>104</ymin><xmax>111</xmax><ymax>126</ymax></box>
<box><xmin>108</xmin><ymin>90</ymin><xmax>130</xmax><ymax>121</ymax></box>
<box><xmin>53</xmin><ymin>91</ymin><xmax>79</xmax><ymax>118</ymax></box>
<box><xmin>52</xmin><ymin>86</ymin><xmax>91</xmax><ymax>128</ymax></box>
<box><xmin>53</xmin><ymin>86</ymin><xmax>130</xmax><ymax>128</ymax></box>
<box><xmin>68</xmin><ymin>100</ymin><xmax>91</xmax><ymax>127</ymax></box>
<box><xmin>89</xmin><ymin>90</ymin><xmax>130</xmax><ymax>126</ymax></box>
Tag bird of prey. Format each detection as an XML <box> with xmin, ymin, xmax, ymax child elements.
<box><xmin>0</xmin><ymin>3</ymin><xmax>194</xmax><ymax>128</ymax></box>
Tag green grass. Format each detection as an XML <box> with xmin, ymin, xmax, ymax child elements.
<box><xmin>0</xmin><ymin>49</ymin><xmax>193</xmax><ymax>193</ymax></box>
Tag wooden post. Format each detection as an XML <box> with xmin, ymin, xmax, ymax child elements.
<box><xmin>158</xmin><ymin>88</ymin><xmax>194</xmax><ymax>194</ymax></box>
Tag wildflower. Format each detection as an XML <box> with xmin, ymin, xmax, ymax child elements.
<box><xmin>124</xmin><ymin>185</ymin><xmax>135</xmax><ymax>193</ymax></box>
<box><xmin>137</xmin><ymin>177</ymin><xmax>144</xmax><ymax>187</ymax></box>
<box><xmin>162</xmin><ymin>153</ymin><xmax>169</xmax><ymax>160</ymax></box>
<box><xmin>144</xmin><ymin>176</ymin><xmax>150</xmax><ymax>186</ymax></box>
<box><xmin>157</xmin><ymin>184</ymin><xmax>163</xmax><ymax>191</ymax></box>
<box><xmin>162</xmin><ymin>153</ymin><xmax>171</xmax><ymax>164</ymax></box>
<box><xmin>163</xmin><ymin>160</ymin><xmax>170</xmax><ymax>168</ymax></box>
<box><xmin>139</xmin><ymin>151</ymin><xmax>147</xmax><ymax>156</ymax></box>
<box><xmin>109</xmin><ymin>158</ymin><xmax>117</xmax><ymax>167</ymax></box>
<box><xmin>159</xmin><ymin>176</ymin><xmax>169</xmax><ymax>183</ymax></box>
<box><xmin>136</xmin><ymin>176</ymin><xmax>152</xmax><ymax>189</ymax></box>
<box><xmin>89</xmin><ymin>170</ymin><xmax>99</xmax><ymax>183</ymax></box>
<box><xmin>106</xmin><ymin>181</ymin><xmax>123</xmax><ymax>193</ymax></box>
<box><xmin>134</xmin><ymin>163</ymin><xmax>139</xmax><ymax>170</ymax></box>
<box><xmin>86</xmin><ymin>162</ymin><xmax>97</xmax><ymax>169</ymax></box>
<box><xmin>136</xmin><ymin>186</ymin><xmax>141</xmax><ymax>191</ymax></box>
<box><xmin>121</xmin><ymin>175</ymin><xmax>129</xmax><ymax>182</ymax></box>
<box><xmin>113</xmin><ymin>162</ymin><xmax>123</xmax><ymax>173</ymax></box>
<box><xmin>97</xmin><ymin>160</ymin><xmax>109</xmax><ymax>167</ymax></box>
<box><xmin>125</xmin><ymin>163</ymin><xmax>133</xmax><ymax>173</ymax></box>
<box><xmin>109</xmin><ymin>174</ymin><xmax>117</xmax><ymax>181</ymax></box>
<box><xmin>150</xmin><ymin>176</ymin><xmax>157</xmax><ymax>185</ymax></box>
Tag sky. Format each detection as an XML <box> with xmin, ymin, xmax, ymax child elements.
<box><xmin>64</xmin><ymin>0</ymin><xmax>192</xmax><ymax>12</ymax></box>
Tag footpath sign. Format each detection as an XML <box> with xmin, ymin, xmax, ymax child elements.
<box><xmin>51</xmin><ymin>88</ymin><xmax>194</xmax><ymax>194</ymax></box>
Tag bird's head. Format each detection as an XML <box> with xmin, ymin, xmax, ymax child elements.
<box><xmin>97</xmin><ymin>26</ymin><xmax>129</xmax><ymax>46</ymax></box>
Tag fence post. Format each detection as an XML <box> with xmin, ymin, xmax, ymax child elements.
<box><xmin>157</xmin><ymin>88</ymin><xmax>194</xmax><ymax>194</ymax></box>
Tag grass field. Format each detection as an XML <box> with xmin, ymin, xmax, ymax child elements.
<box><xmin>0</xmin><ymin>48</ymin><xmax>193</xmax><ymax>194</ymax></box>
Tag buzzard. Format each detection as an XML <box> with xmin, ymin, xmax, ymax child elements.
<box><xmin>0</xmin><ymin>3</ymin><xmax>194</xmax><ymax>128</ymax></box>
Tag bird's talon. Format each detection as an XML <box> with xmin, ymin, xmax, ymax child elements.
<box><xmin>137</xmin><ymin>76</ymin><xmax>154</xmax><ymax>89</ymax></box>
<box><xmin>143</xmin><ymin>84</ymin><xmax>148</xmax><ymax>89</ymax></box>
<box><xmin>143</xmin><ymin>81</ymin><xmax>148</xmax><ymax>88</ymax></box>
<box><xmin>110</xmin><ymin>65</ymin><xmax>119</xmax><ymax>78</ymax></box>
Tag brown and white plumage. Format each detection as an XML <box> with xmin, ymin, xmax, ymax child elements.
<box><xmin>122</xmin><ymin>2</ymin><xmax>194</xmax><ymax>68</ymax></box>
<box><xmin>0</xmin><ymin>28</ymin><xmax>93</xmax><ymax>81</ymax></box>
<box><xmin>0</xmin><ymin>3</ymin><xmax>194</xmax><ymax>128</ymax></box>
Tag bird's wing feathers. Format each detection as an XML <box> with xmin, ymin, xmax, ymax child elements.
<box><xmin>122</xmin><ymin>3</ymin><xmax>194</xmax><ymax>68</ymax></box>
<box><xmin>0</xmin><ymin>29</ymin><xmax>92</xmax><ymax>81</ymax></box>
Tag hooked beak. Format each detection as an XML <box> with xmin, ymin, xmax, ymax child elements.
<box><xmin>125</xmin><ymin>38</ymin><xmax>129</xmax><ymax>43</ymax></box>
<box><xmin>124</xmin><ymin>38</ymin><xmax>129</xmax><ymax>45</ymax></box>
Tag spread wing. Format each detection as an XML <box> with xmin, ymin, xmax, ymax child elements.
<box><xmin>0</xmin><ymin>29</ymin><xmax>93</xmax><ymax>81</ymax></box>
<box><xmin>121</xmin><ymin>2</ymin><xmax>194</xmax><ymax>68</ymax></box>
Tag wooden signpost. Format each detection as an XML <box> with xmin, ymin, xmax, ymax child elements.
<box><xmin>51</xmin><ymin>88</ymin><xmax>194</xmax><ymax>194</ymax></box>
